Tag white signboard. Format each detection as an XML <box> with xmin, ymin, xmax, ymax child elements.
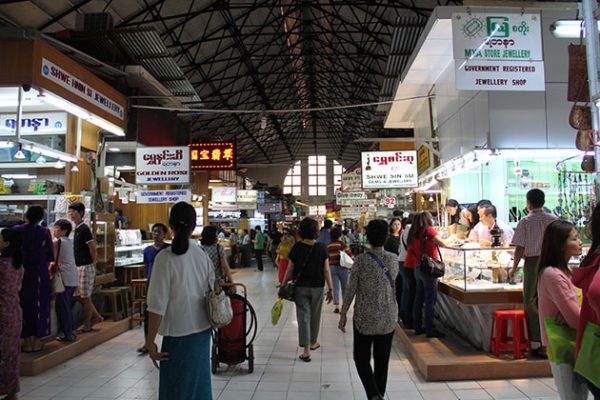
<box><xmin>257</xmin><ymin>202</ymin><xmax>282</xmax><ymax>213</ymax></box>
<box><xmin>340</xmin><ymin>206</ymin><xmax>376</xmax><ymax>219</ymax></box>
<box><xmin>455</xmin><ymin>60</ymin><xmax>545</xmax><ymax>91</ymax></box>
<box><xmin>341</xmin><ymin>168</ymin><xmax>362</xmax><ymax>191</ymax></box>
<box><xmin>211</xmin><ymin>186</ymin><xmax>237</xmax><ymax>203</ymax></box>
<box><xmin>236</xmin><ymin>190</ymin><xmax>258</xmax><ymax>203</ymax></box>
<box><xmin>335</xmin><ymin>191</ymin><xmax>367</xmax><ymax>203</ymax></box>
<box><xmin>41</xmin><ymin>58</ymin><xmax>125</xmax><ymax>120</ymax></box>
<box><xmin>452</xmin><ymin>13</ymin><xmax>542</xmax><ymax>61</ymax></box>
<box><xmin>361</xmin><ymin>151</ymin><xmax>418</xmax><ymax>189</ymax></box>
<box><xmin>137</xmin><ymin>189</ymin><xmax>191</xmax><ymax>204</ymax></box>
<box><xmin>136</xmin><ymin>147</ymin><xmax>190</xmax><ymax>184</ymax></box>
<box><xmin>0</xmin><ymin>112</ymin><xmax>67</xmax><ymax>136</ymax></box>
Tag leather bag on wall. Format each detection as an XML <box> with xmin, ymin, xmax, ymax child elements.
<box><xmin>576</xmin><ymin>130</ymin><xmax>594</xmax><ymax>151</ymax></box>
<box><xmin>569</xmin><ymin>104</ymin><xmax>592</xmax><ymax>130</ymax></box>
<box><xmin>568</xmin><ymin>28</ymin><xmax>590</xmax><ymax>102</ymax></box>
<box><xmin>581</xmin><ymin>155</ymin><xmax>595</xmax><ymax>173</ymax></box>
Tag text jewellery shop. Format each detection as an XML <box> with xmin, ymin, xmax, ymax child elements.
<box><xmin>381</xmin><ymin>4</ymin><xmax>592</xmax><ymax>380</ymax></box>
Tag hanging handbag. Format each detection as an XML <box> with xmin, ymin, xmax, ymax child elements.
<box><xmin>206</xmin><ymin>283</ymin><xmax>233</xmax><ymax>329</ymax></box>
<box><xmin>575</xmin><ymin>129</ymin><xmax>594</xmax><ymax>151</ymax></box>
<box><xmin>278</xmin><ymin>246</ymin><xmax>313</xmax><ymax>301</ymax></box>
<box><xmin>581</xmin><ymin>154</ymin><xmax>595</xmax><ymax>173</ymax></box>
<box><xmin>574</xmin><ymin>322</ymin><xmax>600</xmax><ymax>388</ymax></box>
<box><xmin>567</xmin><ymin>26</ymin><xmax>589</xmax><ymax>102</ymax></box>
<box><xmin>51</xmin><ymin>238</ymin><xmax>65</xmax><ymax>295</ymax></box>
<box><xmin>417</xmin><ymin>233</ymin><xmax>445</xmax><ymax>278</ymax></box>
<box><xmin>569</xmin><ymin>104</ymin><xmax>592</xmax><ymax>130</ymax></box>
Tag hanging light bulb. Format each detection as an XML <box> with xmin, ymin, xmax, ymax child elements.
<box><xmin>36</xmin><ymin>154</ymin><xmax>46</xmax><ymax>164</ymax></box>
<box><xmin>428</xmin><ymin>194</ymin><xmax>434</xmax><ymax>202</ymax></box>
<box><xmin>14</xmin><ymin>144</ymin><xmax>25</xmax><ymax>160</ymax></box>
<box><xmin>260</xmin><ymin>113</ymin><xmax>267</xmax><ymax>130</ymax></box>
<box><xmin>54</xmin><ymin>160</ymin><xmax>65</xmax><ymax>169</ymax></box>
<box><xmin>71</xmin><ymin>164</ymin><xmax>79</xmax><ymax>172</ymax></box>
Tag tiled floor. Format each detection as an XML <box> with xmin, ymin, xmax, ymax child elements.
<box><xmin>17</xmin><ymin>263</ymin><xmax>577</xmax><ymax>400</ymax></box>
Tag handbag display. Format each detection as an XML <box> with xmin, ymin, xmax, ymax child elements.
<box><xmin>51</xmin><ymin>238</ymin><xmax>65</xmax><ymax>295</ymax></box>
<box><xmin>278</xmin><ymin>246</ymin><xmax>313</xmax><ymax>302</ymax></box>
<box><xmin>569</xmin><ymin>104</ymin><xmax>592</xmax><ymax>130</ymax></box>
<box><xmin>575</xmin><ymin>129</ymin><xmax>594</xmax><ymax>151</ymax></box>
<box><xmin>574</xmin><ymin>322</ymin><xmax>600</xmax><ymax>388</ymax></box>
<box><xmin>581</xmin><ymin>154</ymin><xmax>595</xmax><ymax>173</ymax></box>
<box><xmin>205</xmin><ymin>275</ymin><xmax>233</xmax><ymax>328</ymax></box>
<box><xmin>340</xmin><ymin>249</ymin><xmax>354</xmax><ymax>269</ymax></box>
<box><xmin>417</xmin><ymin>234</ymin><xmax>445</xmax><ymax>278</ymax></box>
<box><xmin>567</xmin><ymin>29</ymin><xmax>589</xmax><ymax>103</ymax></box>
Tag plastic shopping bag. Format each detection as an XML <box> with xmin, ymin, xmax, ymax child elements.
<box><xmin>272</xmin><ymin>297</ymin><xmax>283</xmax><ymax>326</ymax></box>
<box><xmin>574</xmin><ymin>322</ymin><xmax>600</xmax><ymax>388</ymax></box>
<box><xmin>543</xmin><ymin>317</ymin><xmax>577</xmax><ymax>365</ymax></box>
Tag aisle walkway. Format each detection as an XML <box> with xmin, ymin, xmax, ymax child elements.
<box><xmin>18</xmin><ymin>266</ymin><xmax>565</xmax><ymax>400</ymax></box>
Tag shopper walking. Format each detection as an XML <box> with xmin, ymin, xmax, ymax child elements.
<box><xmin>316</xmin><ymin>219</ymin><xmax>333</xmax><ymax>245</ymax></box>
<box><xmin>338</xmin><ymin>219</ymin><xmax>399</xmax><ymax>400</ymax></box>
<box><xmin>200</xmin><ymin>225</ymin><xmax>235</xmax><ymax>287</ymax></box>
<box><xmin>328</xmin><ymin>227</ymin><xmax>354</xmax><ymax>314</ymax></box>
<box><xmin>146</xmin><ymin>202</ymin><xmax>216</xmax><ymax>400</ymax></box>
<box><xmin>137</xmin><ymin>223</ymin><xmax>169</xmax><ymax>354</ymax></box>
<box><xmin>52</xmin><ymin>219</ymin><xmax>79</xmax><ymax>343</ymax></box>
<box><xmin>252</xmin><ymin>225</ymin><xmax>266</xmax><ymax>271</ymax></box>
<box><xmin>572</xmin><ymin>203</ymin><xmax>600</xmax><ymax>398</ymax></box>
<box><xmin>534</xmin><ymin>220</ymin><xmax>588</xmax><ymax>400</ymax></box>
<box><xmin>282</xmin><ymin>217</ymin><xmax>333</xmax><ymax>362</ymax></box>
<box><xmin>510</xmin><ymin>189</ymin><xmax>557</xmax><ymax>354</ymax></box>
<box><xmin>0</xmin><ymin>228</ymin><xmax>24</xmax><ymax>400</ymax></box>
<box><xmin>68</xmin><ymin>202</ymin><xmax>103</xmax><ymax>333</ymax></box>
<box><xmin>241</xmin><ymin>229</ymin><xmax>251</xmax><ymax>268</ymax></box>
<box><xmin>276</xmin><ymin>228</ymin><xmax>294</xmax><ymax>286</ymax></box>
<box><xmin>14</xmin><ymin>205</ymin><xmax>54</xmax><ymax>352</ymax></box>
<box><xmin>405</xmin><ymin>211</ymin><xmax>451</xmax><ymax>338</ymax></box>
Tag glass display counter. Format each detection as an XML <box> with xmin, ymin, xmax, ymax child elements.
<box><xmin>93</xmin><ymin>214</ymin><xmax>116</xmax><ymax>285</ymax></box>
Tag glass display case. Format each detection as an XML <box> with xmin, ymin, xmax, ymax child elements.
<box><xmin>93</xmin><ymin>213</ymin><xmax>115</xmax><ymax>285</ymax></box>
<box><xmin>115</xmin><ymin>229</ymin><xmax>150</xmax><ymax>268</ymax></box>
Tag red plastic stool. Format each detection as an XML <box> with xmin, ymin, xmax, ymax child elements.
<box><xmin>489</xmin><ymin>309</ymin><xmax>532</xmax><ymax>359</ymax></box>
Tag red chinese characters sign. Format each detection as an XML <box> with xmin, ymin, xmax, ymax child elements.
<box><xmin>190</xmin><ymin>142</ymin><xmax>236</xmax><ymax>170</ymax></box>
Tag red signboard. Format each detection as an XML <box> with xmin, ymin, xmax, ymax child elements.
<box><xmin>190</xmin><ymin>142</ymin><xmax>236</xmax><ymax>170</ymax></box>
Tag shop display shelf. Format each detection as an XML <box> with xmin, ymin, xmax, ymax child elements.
<box><xmin>115</xmin><ymin>244</ymin><xmax>147</xmax><ymax>252</ymax></box>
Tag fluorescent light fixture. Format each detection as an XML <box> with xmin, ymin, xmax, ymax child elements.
<box><xmin>550</xmin><ymin>20</ymin><xmax>599</xmax><ymax>38</ymax></box>
<box><xmin>116</xmin><ymin>165</ymin><xmax>135</xmax><ymax>171</ymax></box>
<box><xmin>1</xmin><ymin>174</ymin><xmax>37</xmax><ymax>179</ymax></box>
<box><xmin>71</xmin><ymin>164</ymin><xmax>79</xmax><ymax>172</ymax></box>
<box><xmin>0</xmin><ymin>141</ymin><xmax>13</xmax><ymax>148</ymax></box>
<box><xmin>108</xmin><ymin>147</ymin><xmax>121</xmax><ymax>152</ymax></box>
<box><xmin>19</xmin><ymin>138</ymin><xmax>78</xmax><ymax>163</ymax></box>
<box><xmin>88</xmin><ymin>116</ymin><xmax>125</xmax><ymax>136</ymax></box>
<box><xmin>209</xmin><ymin>179</ymin><xmax>223</xmax><ymax>183</ymax></box>
<box><xmin>13</xmin><ymin>145</ymin><xmax>25</xmax><ymax>160</ymax></box>
<box><xmin>38</xmin><ymin>92</ymin><xmax>91</xmax><ymax>120</ymax></box>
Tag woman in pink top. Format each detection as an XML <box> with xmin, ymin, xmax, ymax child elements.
<box><xmin>534</xmin><ymin>220</ymin><xmax>588</xmax><ymax>400</ymax></box>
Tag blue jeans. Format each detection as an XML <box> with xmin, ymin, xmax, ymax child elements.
<box><xmin>330</xmin><ymin>265</ymin><xmax>349</xmax><ymax>306</ymax></box>
<box><xmin>413</xmin><ymin>267</ymin><xmax>438</xmax><ymax>334</ymax></box>
<box><xmin>400</xmin><ymin>264</ymin><xmax>416</xmax><ymax>329</ymax></box>
<box><xmin>55</xmin><ymin>286</ymin><xmax>76</xmax><ymax>339</ymax></box>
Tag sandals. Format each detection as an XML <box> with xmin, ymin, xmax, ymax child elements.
<box><xmin>309</xmin><ymin>344</ymin><xmax>320</xmax><ymax>351</ymax></box>
<box><xmin>299</xmin><ymin>354</ymin><xmax>311</xmax><ymax>362</ymax></box>
<box><xmin>137</xmin><ymin>346</ymin><xmax>149</xmax><ymax>354</ymax></box>
<box><xmin>75</xmin><ymin>327</ymin><xmax>97</xmax><ymax>334</ymax></box>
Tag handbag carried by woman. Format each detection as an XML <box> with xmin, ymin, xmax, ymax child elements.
<box><xmin>278</xmin><ymin>247</ymin><xmax>313</xmax><ymax>301</ymax></box>
<box><xmin>417</xmin><ymin>233</ymin><xmax>445</xmax><ymax>278</ymax></box>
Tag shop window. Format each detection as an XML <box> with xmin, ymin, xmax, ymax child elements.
<box><xmin>333</xmin><ymin>160</ymin><xmax>344</xmax><ymax>190</ymax></box>
<box><xmin>308</xmin><ymin>155</ymin><xmax>327</xmax><ymax>196</ymax></box>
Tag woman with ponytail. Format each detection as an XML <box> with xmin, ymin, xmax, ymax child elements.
<box><xmin>145</xmin><ymin>202</ymin><xmax>216</xmax><ymax>400</ymax></box>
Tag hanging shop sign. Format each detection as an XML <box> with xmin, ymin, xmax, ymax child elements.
<box><xmin>190</xmin><ymin>142</ymin><xmax>236</xmax><ymax>170</ymax></box>
<box><xmin>257</xmin><ymin>202</ymin><xmax>282</xmax><ymax>213</ymax></box>
<box><xmin>383</xmin><ymin>196</ymin><xmax>397</xmax><ymax>208</ymax></box>
<box><xmin>340</xmin><ymin>206</ymin><xmax>376</xmax><ymax>219</ymax></box>
<box><xmin>417</xmin><ymin>144</ymin><xmax>431</xmax><ymax>174</ymax></box>
<box><xmin>341</xmin><ymin>168</ymin><xmax>362</xmax><ymax>191</ymax></box>
<box><xmin>236</xmin><ymin>190</ymin><xmax>258</xmax><ymax>203</ymax></box>
<box><xmin>452</xmin><ymin>13</ymin><xmax>544</xmax><ymax>92</ymax></box>
<box><xmin>137</xmin><ymin>189</ymin><xmax>192</xmax><ymax>204</ymax></box>
<box><xmin>335</xmin><ymin>191</ymin><xmax>367</xmax><ymax>204</ymax></box>
<box><xmin>211</xmin><ymin>186</ymin><xmax>237</xmax><ymax>203</ymax></box>
<box><xmin>0</xmin><ymin>112</ymin><xmax>67</xmax><ymax>136</ymax></box>
<box><xmin>136</xmin><ymin>147</ymin><xmax>190</xmax><ymax>184</ymax></box>
<box><xmin>41</xmin><ymin>58</ymin><xmax>125</xmax><ymax>120</ymax></box>
<box><xmin>361</xmin><ymin>151</ymin><xmax>418</xmax><ymax>189</ymax></box>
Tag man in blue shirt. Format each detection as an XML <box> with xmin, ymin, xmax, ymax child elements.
<box><xmin>138</xmin><ymin>223</ymin><xmax>169</xmax><ymax>353</ymax></box>
<box><xmin>316</xmin><ymin>219</ymin><xmax>333</xmax><ymax>245</ymax></box>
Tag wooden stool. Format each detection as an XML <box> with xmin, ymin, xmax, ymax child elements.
<box><xmin>98</xmin><ymin>287</ymin><xmax>128</xmax><ymax>321</ymax></box>
<box><xmin>489</xmin><ymin>309</ymin><xmax>532</xmax><ymax>359</ymax></box>
<box><xmin>122</xmin><ymin>264</ymin><xmax>145</xmax><ymax>285</ymax></box>
<box><xmin>130</xmin><ymin>278</ymin><xmax>147</xmax><ymax>327</ymax></box>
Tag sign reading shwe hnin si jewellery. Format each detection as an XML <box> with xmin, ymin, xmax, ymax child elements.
<box><xmin>361</xmin><ymin>151</ymin><xmax>417</xmax><ymax>189</ymax></box>
<box><xmin>190</xmin><ymin>142</ymin><xmax>236</xmax><ymax>170</ymax></box>
<box><xmin>137</xmin><ymin>189</ymin><xmax>192</xmax><ymax>204</ymax></box>
<box><xmin>136</xmin><ymin>147</ymin><xmax>190</xmax><ymax>184</ymax></box>
<box><xmin>452</xmin><ymin>13</ymin><xmax>545</xmax><ymax>91</ymax></box>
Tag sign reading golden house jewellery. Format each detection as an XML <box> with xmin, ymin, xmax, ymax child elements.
<box><xmin>361</xmin><ymin>151</ymin><xmax>417</xmax><ymax>189</ymax></box>
<box><xmin>190</xmin><ymin>142</ymin><xmax>236</xmax><ymax>170</ymax></box>
<box><xmin>135</xmin><ymin>147</ymin><xmax>190</xmax><ymax>184</ymax></box>
<box><xmin>452</xmin><ymin>13</ymin><xmax>545</xmax><ymax>91</ymax></box>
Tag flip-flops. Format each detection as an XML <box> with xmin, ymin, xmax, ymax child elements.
<box><xmin>75</xmin><ymin>327</ymin><xmax>97</xmax><ymax>334</ymax></box>
<box><xmin>310</xmin><ymin>344</ymin><xmax>320</xmax><ymax>351</ymax></box>
<box><xmin>299</xmin><ymin>354</ymin><xmax>311</xmax><ymax>362</ymax></box>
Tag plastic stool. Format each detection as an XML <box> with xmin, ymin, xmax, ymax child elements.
<box><xmin>130</xmin><ymin>278</ymin><xmax>147</xmax><ymax>327</ymax></box>
<box><xmin>98</xmin><ymin>287</ymin><xmax>128</xmax><ymax>321</ymax></box>
<box><xmin>489</xmin><ymin>309</ymin><xmax>532</xmax><ymax>359</ymax></box>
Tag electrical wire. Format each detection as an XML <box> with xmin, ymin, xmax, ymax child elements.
<box><xmin>130</xmin><ymin>95</ymin><xmax>433</xmax><ymax>115</ymax></box>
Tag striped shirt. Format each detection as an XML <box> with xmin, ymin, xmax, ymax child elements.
<box><xmin>511</xmin><ymin>208</ymin><xmax>557</xmax><ymax>257</ymax></box>
<box><xmin>327</xmin><ymin>240</ymin><xmax>353</xmax><ymax>266</ymax></box>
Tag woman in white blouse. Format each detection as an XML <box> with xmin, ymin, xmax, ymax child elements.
<box><xmin>146</xmin><ymin>202</ymin><xmax>215</xmax><ymax>400</ymax></box>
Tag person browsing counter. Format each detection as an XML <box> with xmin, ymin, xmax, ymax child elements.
<box><xmin>469</xmin><ymin>205</ymin><xmax>514</xmax><ymax>246</ymax></box>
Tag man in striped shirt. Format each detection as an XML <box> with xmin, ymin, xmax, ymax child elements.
<box><xmin>510</xmin><ymin>189</ymin><xmax>557</xmax><ymax>354</ymax></box>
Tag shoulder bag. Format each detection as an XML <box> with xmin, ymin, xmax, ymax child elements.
<box><xmin>51</xmin><ymin>238</ymin><xmax>65</xmax><ymax>295</ymax></box>
<box><xmin>417</xmin><ymin>233</ymin><xmax>445</xmax><ymax>279</ymax></box>
<box><xmin>366</xmin><ymin>252</ymin><xmax>394</xmax><ymax>289</ymax></box>
<box><xmin>278</xmin><ymin>245</ymin><xmax>314</xmax><ymax>301</ymax></box>
<box><xmin>206</xmin><ymin>282</ymin><xmax>233</xmax><ymax>329</ymax></box>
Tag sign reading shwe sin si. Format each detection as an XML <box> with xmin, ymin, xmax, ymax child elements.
<box><xmin>190</xmin><ymin>142</ymin><xmax>236</xmax><ymax>170</ymax></box>
<box><xmin>136</xmin><ymin>146</ymin><xmax>190</xmax><ymax>184</ymax></box>
<box><xmin>361</xmin><ymin>151</ymin><xmax>417</xmax><ymax>189</ymax></box>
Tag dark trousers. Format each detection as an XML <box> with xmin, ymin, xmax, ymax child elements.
<box><xmin>143</xmin><ymin>303</ymin><xmax>149</xmax><ymax>338</ymax></box>
<box><xmin>395</xmin><ymin>262</ymin><xmax>403</xmax><ymax>322</ymax></box>
<box><xmin>414</xmin><ymin>267</ymin><xmax>438</xmax><ymax>334</ymax></box>
<box><xmin>584</xmin><ymin>376</ymin><xmax>600</xmax><ymax>400</ymax></box>
<box><xmin>400</xmin><ymin>266</ymin><xmax>416</xmax><ymax>329</ymax></box>
<box><xmin>353</xmin><ymin>325</ymin><xmax>395</xmax><ymax>399</ymax></box>
<box><xmin>55</xmin><ymin>286</ymin><xmax>76</xmax><ymax>339</ymax></box>
<box><xmin>254</xmin><ymin>248</ymin><xmax>264</xmax><ymax>271</ymax></box>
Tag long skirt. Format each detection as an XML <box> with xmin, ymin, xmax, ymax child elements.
<box><xmin>159</xmin><ymin>329</ymin><xmax>212</xmax><ymax>400</ymax></box>
<box><xmin>19</xmin><ymin>262</ymin><xmax>51</xmax><ymax>338</ymax></box>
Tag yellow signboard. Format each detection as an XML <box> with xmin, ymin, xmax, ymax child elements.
<box><xmin>417</xmin><ymin>145</ymin><xmax>431</xmax><ymax>174</ymax></box>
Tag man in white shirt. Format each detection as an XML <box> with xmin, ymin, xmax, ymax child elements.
<box><xmin>469</xmin><ymin>205</ymin><xmax>514</xmax><ymax>246</ymax></box>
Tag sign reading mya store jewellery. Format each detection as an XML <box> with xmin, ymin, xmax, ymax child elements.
<box><xmin>361</xmin><ymin>151</ymin><xmax>417</xmax><ymax>189</ymax></box>
<box><xmin>136</xmin><ymin>147</ymin><xmax>190</xmax><ymax>184</ymax></box>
